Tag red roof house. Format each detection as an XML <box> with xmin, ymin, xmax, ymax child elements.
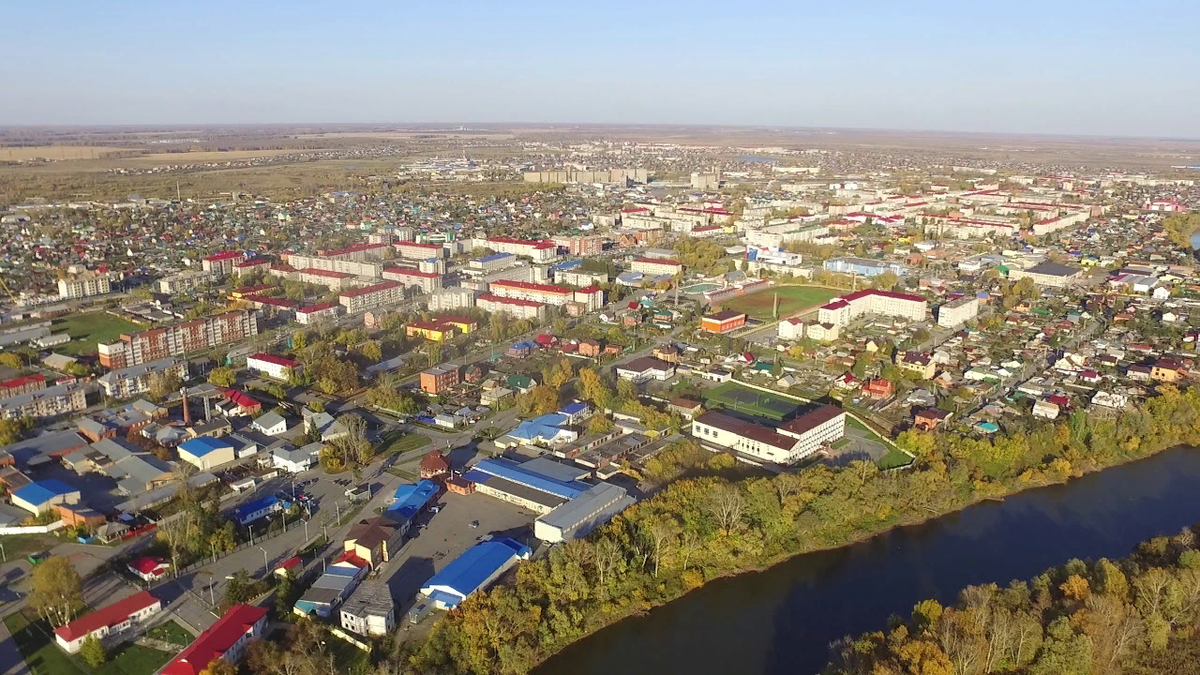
<box><xmin>53</xmin><ymin>590</ymin><xmax>162</xmax><ymax>653</ymax></box>
<box><xmin>128</xmin><ymin>556</ymin><xmax>171</xmax><ymax>581</ymax></box>
<box><xmin>161</xmin><ymin>605</ymin><xmax>268</xmax><ymax>675</ymax></box>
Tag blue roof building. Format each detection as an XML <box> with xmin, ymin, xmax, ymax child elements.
<box><xmin>11</xmin><ymin>479</ymin><xmax>81</xmax><ymax>514</ymax></box>
<box><xmin>497</xmin><ymin>413</ymin><xmax>577</xmax><ymax>449</ymax></box>
<box><xmin>419</xmin><ymin>538</ymin><xmax>531</xmax><ymax>609</ymax></box>
<box><xmin>234</xmin><ymin>495</ymin><xmax>280</xmax><ymax>525</ymax></box>
<box><xmin>463</xmin><ymin>457</ymin><xmax>591</xmax><ymax>513</ymax></box>
<box><xmin>390</xmin><ymin>480</ymin><xmax>439</xmax><ymax>518</ymax></box>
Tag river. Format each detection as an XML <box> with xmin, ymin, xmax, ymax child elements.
<box><xmin>538</xmin><ymin>447</ymin><xmax>1200</xmax><ymax>675</ymax></box>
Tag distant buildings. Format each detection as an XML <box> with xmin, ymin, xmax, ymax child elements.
<box><xmin>817</xmin><ymin>290</ymin><xmax>926</xmax><ymax>328</ymax></box>
<box><xmin>0</xmin><ymin>382</ymin><xmax>86</xmax><ymax>420</ymax></box>
<box><xmin>615</xmin><ymin>357</ymin><xmax>676</xmax><ymax>382</ymax></box>
<box><xmin>486</xmin><ymin>237</ymin><xmax>559</xmax><ymax>263</ymax></box>
<box><xmin>295</xmin><ymin>302</ymin><xmax>341</xmax><ymax>325</ymax></box>
<box><xmin>937</xmin><ymin>296</ymin><xmax>980</xmax><ymax>328</ymax></box>
<box><xmin>97</xmin><ymin>358</ymin><xmax>187</xmax><ymax>398</ymax></box>
<box><xmin>428</xmin><ymin>287</ymin><xmax>477</xmax><ymax>311</ymax></box>
<box><xmin>382</xmin><ymin>267</ymin><xmax>443</xmax><ymax>294</ymax></box>
<box><xmin>630</xmin><ymin>257</ymin><xmax>682</xmax><ymax>276</ymax></box>
<box><xmin>158</xmin><ymin>269</ymin><xmax>215</xmax><ymax>294</ymax></box>
<box><xmin>700</xmin><ymin>310</ymin><xmax>747</xmax><ymax>334</ymax></box>
<box><xmin>338</xmin><ymin>280</ymin><xmax>403</xmax><ymax>312</ymax></box>
<box><xmin>1008</xmin><ymin>261</ymin><xmax>1082</xmax><ymax>288</ymax></box>
<box><xmin>489</xmin><ymin>279</ymin><xmax>573</xmax><ymax>306</ymax></box>
<box><xmin>201</xmin><ymin>251</ymin><xmax>247</xmax><ymax>276</ymax></box>
<box><xmin>477</xmin><ymin>293</ymin><xmax>546</xmax><ymax>321</ymax></box>
<box><xmin>823</xmin><ymin>257</ymin><xmax>907</xmax><ymax>278</ymax></box>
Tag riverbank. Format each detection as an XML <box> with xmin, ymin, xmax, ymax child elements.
<box><xmin>411</xmin><ymin>386</ymin><xmax>1200</xmax><ymax>675</ymax></box>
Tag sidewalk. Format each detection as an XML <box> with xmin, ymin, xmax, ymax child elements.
<box><xmin>0</xmin><ymin>607</ymin><xmax>28</xmax><ymax>675</ymax></box>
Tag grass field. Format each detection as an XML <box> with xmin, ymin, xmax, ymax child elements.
<box><xmin>52</xmin><ymin>313</ymin><xmax>144</xmax><ymax>356</ymax></box>
<box><xmin>715</xmin><ymin>285</ymin><xmax>839</xmax><ymax>320</ymax></box>
<box><xmin>0</xmin><ymin>146</ymin><xmax>131</xmax><ymax>161</ymax></box>
<box><xmin>878</xmin><ymin>447</ymin><xmax>915</xmax><ymax>470</ymax></box>
<box><xmin>702</xmin><ymin>382</ymin><xmax>801</xmax><ymax>421</ymax></box>
<box><xmin>4</xmin><ymin>611</ymin><xmax>173</xmax><ymax>675</ymax></box>
<box><xmin>144</xmin><ymin>620</ymin><xmax>193</xmax><ymax>646</ymax></box>
<box><xmin>380</xmin><ymin>432</ymin><xmax>432</xmax><ymax>458</ymax></box>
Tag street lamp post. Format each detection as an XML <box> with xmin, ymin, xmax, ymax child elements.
<box><xmin>248</xmin><ymin>524</ymin><xmax>254</xmax><ymax>543</ymax></box>
<box><xmin>259</xmin><ymin>546</ymin><xmax>269</xmax><ymax>575</ymax></box>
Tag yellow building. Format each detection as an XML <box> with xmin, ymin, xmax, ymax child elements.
<box><xmin>405</xmin><ymin>322</ymin><xmax>454</xmax><ymax>342</ymax></box>
<box><xmin>433</xmin><ymin>315</ymin><xmax>478</xmax><ymax>335</ymax></box>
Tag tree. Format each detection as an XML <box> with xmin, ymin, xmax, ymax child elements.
<box><xmin>518</xmin><ymin>386</ymin><xmax>559</xmax><ymax>417</ymax></box>
<box><xmin>308</xmin><ymin>399</ymin><xmax>326</xmax><ymax>414</ymax></box>
<box><xmin>199</xmin><ymin>659</ymin><xmax>238</xmax><ymax>675</ymax></box>
<box><xmin>223</xmin><ymin>569</ymin><xmax>255</xmax><ymax>608</ymax></box>
<box><xmin>29</xmin><ymin>555</ymin><xmax>84</xmax><ymax>627</ymax></box>
<box><xmin>0</xmin><ymin>419</ymin><xmax>22</xmax><ymax>446</ymax></box>
<box><xmin>579</xmin><ymin>368</ymin><xmax>614</xmax><ymax>409</ymax></box>
<box><xmin>0</xmin><ymin>352</ymin><xmax>22</xmax><ymax>368</ymax></box>
<box><xmin>80</xmin><ymin>635</ymin><xmax>106</xmax><ymax>668</ymax></box>
<box><xmin>209</xmin><ymin>367</ymin><xmax>237</xmax><ymax>387</ymax></box>
<box><xmin>875</xmin><ymin>270</ymin><xmax>899</xmax><ymax>290</ymax></box>
<box><xmin>147</xmin><ymin>370</ymin><xmax>183</xmax><ymax>402</ymax></box>
<box><xmin>359</xmin><ymin>340</ymin><xmax>382</xmax><ymax>362</ymax></box>
<box><xmin>427</xmin><ymin>343</ymin><xmax>444</xmax><ymax>367</ymax></box>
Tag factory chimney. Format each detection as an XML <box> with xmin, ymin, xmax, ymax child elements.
<box><xmin>180</xmin><ymin>387</ymin><xmax>190</xmax><ymax>426</ymax></box>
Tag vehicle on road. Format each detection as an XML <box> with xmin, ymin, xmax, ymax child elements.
<box><xmin>468</xmin><ymin>520</ymin><xmax>479</xmax><ymax>528</ymax></box>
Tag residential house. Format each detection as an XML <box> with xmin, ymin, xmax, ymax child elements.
<box><xmin>863</xmin><ymin>379</ymin><xmax>894</xmax><ymax>400</ymax></box>
<box><xmin>344</xmin><ymin>516</ymin><xmax>407</xmax><ymax>568</ymax></box>
<box><xmin>53</xmin><ymin>591</ymin><xmax>162</xmax><ymax>654</ymax></box>
<box><xmin>160</xmin><ymin>605</ymin><xmax>268</xmax><ymax>675</ymax></box>
<box><xmin>914</xmin><ymin>408</ymin><xmax>951</xmax><ymax>431</ymax></box>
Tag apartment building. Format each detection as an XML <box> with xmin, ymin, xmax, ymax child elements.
<box><xmin>297</xmin><ymin>268</ymin><xmax>357</xmax><ymax>289</ymax></box>
<box><xmin>98</xmin><ymin>309</ymin><xmax>259</xmax><ymax>369</ymax></box>
<box><xmin>557</xmin><ymin>269</ymin><xmax>609</xmax><ymax>287</ymax></box>
<box><xmin>817</xmin><ymin>289</ymin><xmax>927</xmax><ymax>328</ymax></box>
<box><xmin>282</xmin><ymin>253</ymin><xmax>383</xmax><ymax>279</ymax></box>
<box><xmin>477</xmin><ymin>293</ymin><xmax>547</xmax><ymax>321</ymax></box>
<box><xmin>468</xmin><ymin>252</ymin><xmax>516</xmax><ymax>272</ymax></box>
<box><xmin>394</xmin><ymin>241</ymin><xmax>445</xmax><ymax>260</ymax></box>
<box><xmin>420</xmin><ymin>364</ymin><xmax>460</xmax><ymax>394</ymax></box>
<box><xmin>0</xmin><ymin>374</ymin><xmax>46</xmax><ymax>397</ymax></box>
<box><xmin>295</xmin><ymin>302</ymin><xmax>342</xmax><ymax>325</ymax></box>
<box><xmin>97</xmin><ymin>358</ymin><xmax>187</xmax><ymax>399</ymax></box>
<box><xmin>630</xmin><ymin>257</ymin><xmax>683</xmax><ymax>276</ymax></box>
<box><xmin>0</xmin><ymin>382</ymin><xmax>87</xmax><ymax>420</ymax></box>
<box><xmin>233</xmin><ymin>258</ymin><xmax>271</xmax><ymax>275</ymax></box>
<box><xmin>201</xmin><ymin>251</ymin><xmax>247</xmax><ymax>275</ymax></box>
<box><xmin>428</xmin><ymin>287</ymin><xmax>477</xmax><ymax>311</ymax></box>
<box><xmin>317</xmin><ymin>242</ymin><xmax>390</xmax><ymax>261</ymax></box>
<box><xmin>1007</xmin><ymin>261</ymin><xmax>1082</xmax><ymax>288</ymax></box>
<box><xmin>58</xmin><ymin>270</ymin><xmax>117</xmax><ymax>299</ymax></box>
<box><xmin>486</xmin><ymin>237</ymin><xmax>558</xmax><ymax>263</ymax></box>
<box><xmin>489</xmin><ymin>279</ymin><xmax>574</xmax><ymax>306</ymax></box>
<box><xmin>382</xmin><ymin>268</ymin><xmax>443</xmax><ymax>294</ymax></box>
<box><xmin>574</xmin><ymin>286</ymin><xmax>605</xmax><ymax>311</ymax></box>
<box><xmin>338</xmin><ymin>280</ymin><xmax>403</xmax><ymax>313</ymax></box>
<box><xmin>937</xmin><ymin>296</ymin><xmax>980</xmax><ymax>328</ymax></box>
<box><xmin>776</xmin><ymin>405</ymin><xmax>847</xmax><ymax>461</ymax></box>
<box><xmin>158</xmin><ymin>269</ymin><xmax>215</xmax><ymax>294</ymax></box>
<box><xmin>693</xmin><ymin>405</ymin><xmax>845</xmax><ymax>465</ymax></box>
<box><xmin>551</xmin><ymin>233</ymin><xmax>604</xmax><ymax>256</ymax></box>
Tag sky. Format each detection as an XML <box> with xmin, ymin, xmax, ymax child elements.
<box><xmin>3</xmin><ymin>0</ymin><xmax>1198</xmax><ymax>137</ymax></box>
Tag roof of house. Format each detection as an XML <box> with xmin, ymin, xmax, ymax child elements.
<box><xmin>223</xmin><ymin>390</ymin><xmax>260</xmax><ymax>409</ymax></box>
<box><xmin>778</xmin><ymin>405</ymin><xmax>846</xmax><ymax>437</ymax></box>
<box><xmin>1024</xmin><ymin>261</ymin><xmax>1081</xmax><ymax>277</ymax></box>
<box><xmin>129</xmin><ymin>556</ymin><xmax>169</xmax><ymax>575</ymax></box>
<box><xmin>254</xmin><ymin>412</ymin><xmax>286</xmax><ymax>430</ymax></box>
<box><xmin>161</xmin><ymin>605</ymin><xmax>268</xmax><ymax>675</ymax></box>
<box><xmin>235</xmin><ymin>495</ymin><xmax>278</xmax><ymax>521</ymax></box>
<box><xmin>419</xmin><ymin>450</ymin><xmax>449</xmax><ymax>473</ymax></box>
<box><xmin>617</xmin><ymin>356</ymin><xmax>673</xmax><ymax>373</ymax></box>
<box><xmin>465</xmin><ymin>457</ymin><xmax>588</xmax><ymax>500</ymax></box>
<box><xmin>53</xmin><ymin>591</ymin><xmax>161</xmax><ymax>643</ymax></box>
<box><xmin>179</xmin><ymin>437</ymin><xmax>233</xmax><ymax>457</ymax></box>
<box><xmin>12</xmin><ymin>479</ymin><xmax>78</xmax><ymax>505</ymax></box>
<box><xmin>390</xmin><ymin>480</ymin><xmax>439</xmax><ymax>518</ymax></box>
<box><xmin>248</xmin><ymin>353</ymin><xmax>298</xmax><ymax>368</ymax></box>
<box><xmin>346</xmin><ymin>516</ymin><xmax>405</xmax><ymax>550</ymax></box>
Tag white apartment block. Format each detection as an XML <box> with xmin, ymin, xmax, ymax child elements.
<box><xmin>817</xmin><ymin>290</ymin><xmax>927</xmax><ymax>328</ymax></box>
<box><xmin>557</xmin><ymin>269</ymin><xmax>609</xmax><ymax>287</ymax></box>
<box><xmin>394</xmin><ymin>241</ymin><xmax>445</xmax><ymax>260</ymax></box>
<box><xmin>486</xmin><ymin>237</ymin><xmax>559</xmax><ymax>263</ymax></box>
<box><xmin>58</xmin><ymin>271</ymin><xmax>117</xmax><ymax>299</ymax></box>
<box><xmin>159</xmin><ymin>269</ymin><xmax>216</xmax><ymax>294</ymax></box>
<box><xmin>201</xmin><ymin>251</ymin><xmax>247</xmax><ymax>275</ymax></box>
<box><xmin>339</xmin><ymin>280</ymin><xmax>403</xmax><ymax>312</ymax></box>
<box><xmin>295</xmin><ymin>302</ymin><xmax>342</xmax><ymax>325</ymax></box>
<box><xmin>937</xmin><ymin>296</ymin><xmax>980</xmax><ymax>328</ymax></box>
<box><xmin>297</xmin><ymin>268</ymin><xmax>357</xmax><ymax>289</ymax></box>
<box><xmin>428</xmin><ymin>287</ymin><xmax>477</xmax><ymax>311</ymax></box>
<box><xmin>489</xmin><ymin>279</ymin><xmax>573</xmax><ymax>306</ymax></box>
<box><xmin>382</xmin><ymin>268</ymin><xmax>443</xmax><ymax>294</ymax></box>
<box><xmin>97</xmin><ymin>358</ymin><xmax>187</xmax><ymax>399</ymax></box>
<box><xmin>283</xmin><ymin>253</ymin><xmax>383</xmax><ymax>279</ymax></box>
<box><xmin>630</xmin><ymin>258</ymin><xmax>683</xmax><ymax>276</ymax></box>
<box><xmin>477</xmin><ymin>293</ymin><xmax>547</xmax><ymax>321</ymax></box>
<box><xmin>0</xmin><ymin>382</ymin><xmax>87</xmax><ymax>420</ymax></box>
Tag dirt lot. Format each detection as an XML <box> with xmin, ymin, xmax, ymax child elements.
<box><xmin>0</xmin><ymin>146</ymin><xmax>131</xmax><ymax>161</ymax></box>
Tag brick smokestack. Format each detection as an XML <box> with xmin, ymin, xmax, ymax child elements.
<box><xmin>180</xmin><ymin>387</ymin><xmax>190</xmax><ymax>426</ymax></box>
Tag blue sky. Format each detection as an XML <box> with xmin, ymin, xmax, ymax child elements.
<box><xmin>3</xmin><ymin>0</ymin><xmax>1197</xmax><ymax>137</ymax></box>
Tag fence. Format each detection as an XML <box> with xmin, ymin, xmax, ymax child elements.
<box><xmin>0</xmin><ymin>521</ymin><xmax>65</xmax><ymax>535</ymax></box>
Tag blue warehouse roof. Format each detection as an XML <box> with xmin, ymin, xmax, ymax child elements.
<box><xmin>179</xmin><ymin>437</ymin><xmax>233</xmax><ymax>457</ymax></box>
<box><xmin>12</xmin><ymin>479</ymin><xmax>78</xmax><ymax>506</ymax></box>
<box><xmin>390</xmin><ymin>480</ymin><xmax>439</xmax><ymax>518</ymax></box>
<box><xmin>475</xmin><ymin>252</ymin><xmax>513</xmax><ymax>263</ymax></box>
<box><xmin>422</xmin><ymin>538</ymin><xmax>530</xmax><ymax>607</ymax></box>
<box><xmin>234</xmin><ymin>495</ymin><xmax>278</xmax><ymax>522</ymax></box>
<box><xmin>468</xmin><ymin>457</ymin><xmax>588</xmax><ymax>500</ymax></box>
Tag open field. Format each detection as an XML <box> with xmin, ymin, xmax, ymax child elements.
<box><xmin>130</xmin><ymin>149</ymin><xmax>305</xmax><ymax>162</ymax></box>
<box><xmin>5</xmin><ymin>610</ymin><xmax>173</xmax><ymax>675</ymax></box>
<box><xmin>702</xmin><ymin>382</ymin><xmax>802</xmax><ymax>421</ymax></box>
<box><xmin>53</xmin><ymin>312</ymin><xmax>144</xmax><ymax>356</ymax></box>
<box><xmin>0</xmin><ymin>147</ymin><xmax>132</xmax><ymax>161</ymax></box>
<box><xmin>293</xmin><ymin>131</ymin><xmax>514</xmax><ymax>140</ymax></box>
<box><xmin>715</xmin><ymin>285</ymin><xmax>839</xmax><ymax>320</ymax></box>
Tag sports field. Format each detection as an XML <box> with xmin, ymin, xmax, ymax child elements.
<box><xmin>52</xmin><ymin>312</ymin><xmax>144</xmax><ymax>356</ymax></box>
<box><xmin>716</xmin><ymin>285</ymin><xmax>839</xmax><ymax>320</ymax></box>
<box><xmin>702</xmin><ymin>382</ymin><xmax>801</xmax><ymax>421</ymax></box>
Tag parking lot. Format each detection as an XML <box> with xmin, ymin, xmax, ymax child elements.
<box><xmin>381</xmin><ymin>490</ymin><xmax>537</xmax><ymax>618</ymax></box>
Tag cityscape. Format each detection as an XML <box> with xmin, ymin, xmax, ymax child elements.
<box><xmin>3</xmin><ymin>3</ymin><xmax>1200</xmax><ymax>675</ymax></box>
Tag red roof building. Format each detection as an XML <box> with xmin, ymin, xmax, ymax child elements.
<box><xmin>161</xmin><ymin>605</ymin><xmax>269</xmax><ymax>675</ymax></box>
<box><xmin>128</xmin><ymin>556</ymin><xmax>171</xmax><ymax>581</ymax></box>
<box><xmin>53</xmin><ymin>590</ymin><xmax>163</xmax><ymax>653</ymax></box>
<box><xmin>223</xmin><ymin>389</ymin><xmax>262</xmax><ymax>415</ymax></box>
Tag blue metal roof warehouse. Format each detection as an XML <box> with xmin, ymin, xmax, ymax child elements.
<box><xmin>419</xmin><ymin>538</ymin><xmax>531</xmax><ymax>609</ymax></box>
<box><xmin>179</xmin><ymin>437</ymin><xmax>232</xmax><ymax>456</ymax></box>
<box><xmin>463</xmin><ymin>458</ymin><xmax>588</xmax><ymax>501</ymax></box>
<box><xmin>474</xmin><ymin>252</ymin><xmax>514</xmax><ymax>263</ymax></box>
<box><xmin>390</xmin><ymin>480</ymin><xmax>439</xmax><ymax>518</ymax></box>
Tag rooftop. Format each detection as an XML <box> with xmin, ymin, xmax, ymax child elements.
<box><xmin>161</xmin><ymin>605</ymin><xmax>268</xmax><ymax>675</ymax></box>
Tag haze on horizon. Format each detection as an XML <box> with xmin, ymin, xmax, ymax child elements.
<box><xmin>4</xmin><ymin>0</ymin><xmax>1198</xmax><ymax>139</ymax></box>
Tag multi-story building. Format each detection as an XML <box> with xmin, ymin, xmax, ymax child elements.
<box><xmin>428</xmin><ymin>287</ymin><xmax>477</xmax><ymax>311</ymax></box>
<box><xmin>477</xmin><ymin>293</ymin><xmax>547</xmax><ymax>321</ymax></box>
<box><xmin>777</xmin><ymin>405</ymin><xmax>847</xmax><ymax>461</ymax></box>
<box><xmin>551</xmin><ymin>234</ymin><xmax>605</xmax><ymax>256</ymax></box>
<box><xmin>0</xmin><ymin>374</ymin><xmax>46</xmax><ymax>397</ymax></box>
<box><xmin>158</xmin><ymin>269</ymin><xmax>215</xmax><ymax>294</ymax></box>
<box><xmin>420</xmin><ymin>364</ymin><xmax>459</xmax><ymax>394</ymax></box>
<box><xmin>574</xmin><ymin>286</ymin><xmax>605</xmax><ymax>311</ymax></box>
<box><xmin>817</xmin><ymin>289</ymin><xmax>927</xmax><ymax>328</ymax></box>
<box><xmin>97</xmin><ymin>358</ymin><xmax>187</xmax><ymax>399</ymax></box>
<box><xmin>489</xmin><ymin>279</ymin><xmax>573</xmax><ymax>306</ymax></box>
<box><xmin>317</xmin><ymin>242</ymin><xmax>390</xmax><ymax>261</ymax></box>
<box><xmin>58</xmin><ymin>270</ymin><xmax>117</xmax><ymax>299</ymax></box>
<box><xmin>468</xmin><ymin>252</ymin><xmax>516</xmax><ymax>272</ymax></box>
<box><xmin>339</xmin><ymin>580</ymin><xmax>395</xmax><ymax>637</ymax></box>
<box><xmin>281</xmin><ymin>253</ymin><xmax>382</xmax><ymax>279</ymax></box>
<box><xmin>700</xmin><ymin>311</ymin><xmax>747</xmax><ymax>334</ymax></box>
<box><xmin>897</xmin><ymin>351</ymin><xmax>936</xmax><ymax>379</ymax></box>
<box><xmin>161</xmin><ymin>605</ymin><xmax>268</xmax><ymax>675</ymax></box>
<box><xmin>693</xmin><ymin>405</ymin><xmax>845</xmax><ymax>465</ymax></box>
<box><xmin>937</xmin><ymin>296</ymin><xmax>980</xmax><ymax>328</ymax></box>
<box><xmin>557</xmin><ymin>269</ymin><xmax>609</xmax><ymax>287</ymax></box>
<box><xmin>486</xmin><ymin>237</ymin><xmax>558</xmax><ymax>263</ymax></box>
<box><xmin>201</xmin><ymin>251</ymin><xmax>247</xmax><ymax>275</ymax></box>
<box><xmin>295</xmin><ymin>302</ymin><xmax>342</xmax><ymax>325</ymax></box>
<box><xmin>394</xmin><ymin>241</ymin><xmax>445</xmax><ymax>260</ymax></box>
<box><xmin>98</xmin><ymin>309</ymin><xmax>259</xmax><ymax>369</ymax></box>
<box><xmin>406</xmin><ymin>322</ymin><xmax>455</xmax><ymax>342</ymax></box>
<box><xmin>615</xmin><ymin>357</ymin><xmax>675</xmax><ymax>382</ymax></box>
<box><xmin>382</xmin><ymin>268</ymin><xmax>443</xmax><ymax>294</ymax></box>
<box><xmin>297</xmin><ymin>267</ymin><xmax>356</xmax><ymax>289</ymax></box>
<box><xmin>0</xmin><ymin>382</ymin><xmax>87</xmax><ymax>420</ymax></box>
<box><xmin>432</xmin><ymin>314</ymin><xmax>478</xmax><ymax>334</ymax></box>
<box><xmin>233</xmin><ymin>258</ymin><xmax>271</xmax><ymax>275</ymax></box>
<box><xmin>338</xmin><ymin>280</ymin><xmax>403</xmax><ymax>313</ymax></box>
<box><xmin>823</xmin><ymin>257</ymin><xmax>908</xmax><ymax>278</ymax></box>
<box><xmin>630</xmin><ymin>257</ymin><xmax>683</xmax><ymax>276</ymax></box>
<box><xmin>1007</xmin><ymin>261</ymin><xmax>1082</xmax><ymax>288</ymax></box>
